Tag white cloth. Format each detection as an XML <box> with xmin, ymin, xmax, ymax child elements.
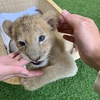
<box><xmin>0</xmin><ymin>6</ymin><xmax>38</xmax><ymax>53</ymax></box>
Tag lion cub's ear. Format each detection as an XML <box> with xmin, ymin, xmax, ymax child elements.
<box><xmin>2</xmin><ymin>20</ymin><xmax>13</xmax><ymax>38</ymax></box>
<box><xmin>41</xmin><ymin>10</ymin><xmax>58</xmax><ymax>31</ymax></box>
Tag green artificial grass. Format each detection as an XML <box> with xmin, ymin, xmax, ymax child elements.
<box><xmin>0</xmin><ymin>0</ymin><xmax>100</xmax><ymax>100</ymax></box>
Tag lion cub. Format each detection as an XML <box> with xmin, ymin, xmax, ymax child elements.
<box><xmin>3</xmin><ymin>10</ymin><xmax>78</xmax><ymax>91</ymax></box>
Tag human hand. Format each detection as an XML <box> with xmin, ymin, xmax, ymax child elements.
<box><xmin>0</xmin><ymin>52</ymin><xmax>43</xmax><ymax>81</ymax></box>
<box><xmin>58</xmin><ymin>10</ymin><xmax>100</xmax><ymax>71</ymax></box>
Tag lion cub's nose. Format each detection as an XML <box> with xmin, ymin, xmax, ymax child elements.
<box><xmin>33</xmin><ymin>56</ymin><xmax>40</xmax><ymax>62</ymax></box>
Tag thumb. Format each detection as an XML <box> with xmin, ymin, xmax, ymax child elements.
<box><xmin>61</xmin><ymin>10</ymin><xmax>83</xmax><ymax>28</ymax></box>
<box><xmin>11</xmin><ymin>66</ymin><xmax>29</xmax><ymax>76</ymax></box>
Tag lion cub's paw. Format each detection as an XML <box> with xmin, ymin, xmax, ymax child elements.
<box><xmin>21</xmin><ymin>77</ymin><xmax>41</xmax><ymax>91</ymax></box>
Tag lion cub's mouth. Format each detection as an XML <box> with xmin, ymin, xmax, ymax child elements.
<box><xmin>30</xmin><ymin>58</ymin><xmax>48</xmax><ymax>68</ymax></box>
<box><xmin>31</xmin><ymin>61</ymin><xmax>44</xmax><ymax>65</ymax></box>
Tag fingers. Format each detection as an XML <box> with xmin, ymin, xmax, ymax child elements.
<box><xmin>61</xmin><ymin>10</ymin><xmax>79</xmax><ymax>28</ymax></box>
<box><xmin>59</xmin><ymin>9</ymin><xmax>94</xmax><ymax>32</ymax></box>
<box><xmin>59</xmin><ymin>29</ymin><xmax>73</xmax><ymax>34</ymax></box>
<box><xmin>58</xmin><ymin>10</ymin><xmax>74</xmax><ymax>34</ymax></box>
<box><xmin>0</xmin><ymin>74</ymin><xmax>15</xmax><ymax>81</ymax></box>
<box><xmin>58</xmin><ymin>23</ymin><xmax>73</xmax><ymax>30</ymax></box>
<box><xmin>19</xmin><ymin>70</ymin><xmax>44</xmax><ymax>78</ymax></box>
<box><xmin>11</xmin><ymin>66</ymin><xmax>43</xmax><ymax>77</ymax></box>
<box><xmin>8</xmin><ymin>52</ymin><xmax>20</xmax><ymax>58</ymax></box>
<box><xmin>8</xmin><ymin>52</ymin><xmax>30</xmax><ymax>65</ymax></box>
<box><xmin>61</xmin><ymin>10</ymin><xmax>86</xmax><ymax>28</ymax></box>
<box><xmin>58</xmin><ymin>19</ymin><xmax>74</xmax><ymax>34</ymax></box>
<box><xmin>58</xmin><ymin>16</ymin><xmax>65</xmax><ymax>23</ymax></box>
<box><xmin>19</xmin><ymin>58</ymin><xmax>30</xmax><ymax>66</ymax></box>
<box><xmin>1</xmin><ymin>70</ymin><xmax>43</xmax><ymax>80</ymax></box>
<box><xmin>14</xmin><ymin>54</ymin><xmax>23</xmax><ymax>60</ymax></box>
<box><xmin>14</xmin><ymin>70</ymin><xmax>43</xmax><ymax>78</ymax></box>
<box><xmin>63</xmin><ymin>35</ymin><xmax>75</xmax><ymax>43</ymax></box>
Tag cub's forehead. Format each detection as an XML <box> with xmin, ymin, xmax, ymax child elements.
<box><xmin>14</xmin><ymin>15</ymin><xmax>49</xmax><ymax>34</ymax></box>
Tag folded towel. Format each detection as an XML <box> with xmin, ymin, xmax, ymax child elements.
<box><xmin>0</xmin><ymin>6</ymin><xmax>39</xmax><ymax>54</ymax></box>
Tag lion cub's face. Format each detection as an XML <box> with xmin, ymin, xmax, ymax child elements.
<box><xmin>3</xmin><ymin>10</ymin><xmax>58</xmax><ymax>67</ymax></box>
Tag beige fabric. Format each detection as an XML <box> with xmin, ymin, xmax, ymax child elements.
<box><xmin>0</xmin><ymin>0</ymin><xmax>80</xmax><ymax>84</ymax></box>
<box><xmin>94</xmin><ymin>71</ymin><xmax>100</xmax><ymax>94</ymax></box>
<box><xmin>0</xmin><ymin>36</ymin><xmax>7</xmax><ymax>55</ymax></box>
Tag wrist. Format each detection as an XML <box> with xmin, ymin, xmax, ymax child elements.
<box><xmin>85</xmin><ymin>47</ymin><xmax>100</xmax><ymax>71</ymax></box>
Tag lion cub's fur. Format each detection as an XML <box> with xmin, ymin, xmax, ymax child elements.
<box><xmin>3</xmin><ymin>10</ymin><xmax>78</xmax><ymax>91</ymax></box>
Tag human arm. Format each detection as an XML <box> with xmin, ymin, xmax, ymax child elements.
<box><xmin>0</xmin><ymin>52</ymin><xmax>43</xmax><ymax>81</ymax></box>
<box><xmin>58</xmin><ymin>10</ymin><xmax>100</xmax><ymax>71</ymax></box>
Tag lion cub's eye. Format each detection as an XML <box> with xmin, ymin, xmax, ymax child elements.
<box><xmin>19</xmin><ymin>41</ymin><xmax>25</xmax><ymax>46</ymax></box>
<box><xmin>39</xmin><ymin>35</ymin><xmax>45</xmax><ymax>42</ymax></box>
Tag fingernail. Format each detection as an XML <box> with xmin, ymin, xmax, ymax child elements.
<box><xmin>62</xmin><ymin>10</ymin><xmax>69</xmax><ymax>15</ymax></box>
<box><xmin>21</xmin><ymin>71</ymin><xmax>28</xmax><ymax>76</ymax></box>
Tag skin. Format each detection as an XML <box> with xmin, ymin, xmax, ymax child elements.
<box><xmin>58</xmin><ymin>10</ymin><xmax>100</xmax><ymax>71</ymax></box>
<box><xmin>0</xmin><ymin>52</ymin><xmax>43</xmax><ymax>81</ymax></box>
